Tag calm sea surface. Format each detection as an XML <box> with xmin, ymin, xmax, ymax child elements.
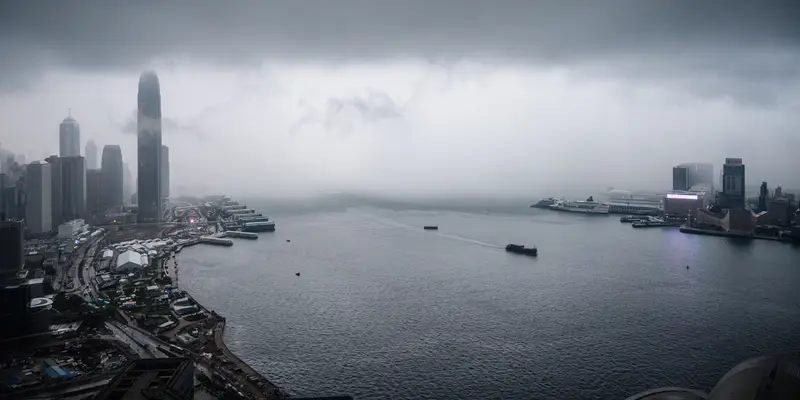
<box><xmin>176</xmin><ymin>199</ymin><xmax>800</xmax><ymax>399</ymax></box>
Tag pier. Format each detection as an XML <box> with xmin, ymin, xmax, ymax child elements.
<box><xmin>198</xmin><ymin>236</ymin><xmax>234</xmax><ymax>246</ymax></box>
<box><xmin>222</xmin><ymin>231</ymin><xmax>259</xmax><ymax>239</ymax></box>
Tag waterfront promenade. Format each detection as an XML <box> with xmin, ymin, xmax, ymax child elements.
<box><xmin>213</xmin><ymin>319</ymin><xmax>284</xmax><ymax>399</ymax></box>
<box><xmin>162</xmin><ymin>233</ymin><xmax>285</xmax><ymax>399</ymax></box>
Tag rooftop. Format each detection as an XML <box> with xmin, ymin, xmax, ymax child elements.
<box><xmin>94</xmin><ymin>357</ymin><xmax>193</xmax><ymax>400</ymax></box>
<box><xmin>116</xmin><ymin>250</ymin><xmax>143</xmax><ymax>270</ymax></box>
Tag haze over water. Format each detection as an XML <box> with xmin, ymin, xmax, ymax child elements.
<box><xmin>177</xmin><ymin>198</ymin><xmax>800</xmax><ymax>399</ymax></box>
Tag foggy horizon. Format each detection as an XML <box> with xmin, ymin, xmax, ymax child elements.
<box><xmin>1</xmin><ymin>1</ymin><xmax>798</xmax><ymax>198</ymax></box>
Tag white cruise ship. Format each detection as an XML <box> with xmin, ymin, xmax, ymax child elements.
<box><xmin>549</xmin><ymin>196</ymin><xmax>610</xmax><ymax>214</ymax></box>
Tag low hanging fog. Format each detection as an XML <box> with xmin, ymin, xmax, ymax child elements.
<box><xmin>1</xmin><ymin>1</ymin><xmax>798</xmax><ymax>198</ymax></box>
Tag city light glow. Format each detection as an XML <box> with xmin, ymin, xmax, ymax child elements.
<box><xmin>666</xmin><ymin>193</ymin><xmax>699</xmax><ymax>200</ymax></box>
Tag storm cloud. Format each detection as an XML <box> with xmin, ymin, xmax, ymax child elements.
<box><xmin>1</xmin><ymin>1</ymin><xmax>798</xmax><ymax>89</ymax></box>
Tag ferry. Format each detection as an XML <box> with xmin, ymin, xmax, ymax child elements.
<box><xmin>530</xmin><ymin>197</ymin><xmax>560</xmax><ymax>209</ymax></box>
<box><xmin>241</xmin><ymin>220</ymin><xmax>276</xmax><ymax>232</ymax></box>
<box><xmin>549</xmin><ymin>196</ymin><xmax>610</xmax><ymax>214</ymax></box>
<box><xmin>631</xmin><ymin>216</ymin><xmax>678</xmax><ymax>228</ymax></box>
<box><xmin>620</xmin><ymin>215</ymin><xmax>651</xmax><ymax>223</ymax></box>
<box><xmin>505</xmin><ymin>244</ymin><xmax>538</xmax><ymax>257</ymax></box>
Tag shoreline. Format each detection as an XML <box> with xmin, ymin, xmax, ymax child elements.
<box><xmin>164</xmin><ymin>244</ymin><xmax>286</xmax><ymax>399</ymax></box>
<box><xmin>679</xmin><ymin>226</ymin><xmax>792</xmax><ymax>242</ymax></box>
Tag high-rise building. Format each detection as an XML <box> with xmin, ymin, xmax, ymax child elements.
<box><xmin>0</xmin><ymin>176</ymin><xmax>24</xmax><ymax>221</ymax></box>
<box><xmin>672</xmin><ymin>166</ymin><xmax>690</xmax><ymax>191</ymax></box>
<box><xmin>122</xmin><ymin>162</ymin><xmax>133</xmax><ymax>205</ymax></box>
<box><xmin>692</xmin><ymin>163</ymin><xmax>714</xmax><ymax>189</ymax></box>
<box><xmin>101</xmin><ymin>145</ymin><xmax>124</xmax><ymax>212</ymax></box>
<box><xmin>0</xmin><ymin>173</ymin><xmax>9</xmax><ymax>216</ymax></box>
<box><xmin>59</xmin><ymin>114</ymin><xmax>81</xmax><ymax>157</ymax></box>
<box><xmin>0</xmin><ymin>220</ymin><xmax>24</xmax><ymax>274</ymax></box>
<box><xmin>0</xmin><ymin>144</ymin><xmax>15</xmax><ymax>174</ymax></box>
<box><xmin>44</xmin><ymin>155</ymin><xmax>63</xmax><ymax>227</ymax></box>
<box><xmin>161</xmin><ymin>145</ymin><xmax>170</xmax><ymax>199</ymax></box>
<box><xmin>86</xmin><ymin>169</ymin><xmax>102</xmax><ymax>215</ymax></box>
<box><xmin>60</xmin><ymin>156</ymin><xmax>86</xmax><ymax>220</ymax></box>
<box><xmin>24</xmin><ymin>162</ymin><xmax>52</xmax><ymax>234</ymax></box>
<box><xmin>674</xmin><ymin>162</ymin><xmax>714</xmax><ymax>191</ymax></box>
<box><xmin>85</xmin><ymin>140</ymin><xmax>98</xmax><ymax>170</ymax></box>
<box><xmin>718</xmin><ymin>158</ymin><xmax>746</xmax><ymax>209</ymax></box>
<box><xmin>137</xmin><ymin>71</ymin><xmax>162</xmax><ymax>223</ymax></box>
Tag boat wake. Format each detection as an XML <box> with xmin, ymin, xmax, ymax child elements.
<box><xmin>434</xmin><ymin>233</ymin><xmax>502</xmax><ymax>249</ymax></box>
<box><xmin>370</xmin><ymin>214</ymin><xmax>502</xmax><ymax>249</ymax></box>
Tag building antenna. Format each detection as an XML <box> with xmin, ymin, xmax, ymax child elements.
<box><xmin>68</xmin><ymin>108</ymin><xmax>71</xmax><ymax>117</ymax></box>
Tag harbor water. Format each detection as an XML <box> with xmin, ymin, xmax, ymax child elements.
<box><xmin>176</xmin><ymin>198</ymin><xmax>800</xmax><ymax>399</ymax></box>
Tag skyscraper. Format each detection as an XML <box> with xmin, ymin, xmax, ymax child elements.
<box><xmin>61</xmin><ymin>156</ymin><xmax>86</xmax><ymax>221</ymax></box>
<box><xmin>1</xmin><ymin>176</ymin><xmax>24</xmax><ymax>221</ymax></box>
<box><xmin>86</xmin><ymin>169</ymin><xmax>102</xmax><ymax>215</ymax></box>
<box><xmin>674</xmin><ymin>162</ymin><xmax>715</xmax><ymax>191</ymax></box>
<box><xmin>59</xmin><ymin>113</ymin><xmax>81</xmax><ymax>157</ymax></box>
<box><xmin>0</xmin><ymin>144</ymin><xmax>14</xmax><ymax>174</ymax></box>
<box><xmin>137</xmin><ymin>71</ymin><xmax>162</xmax><ymax>223</ymax></box>
<box><xmin>718</xmin><ymin>158</ymin><xmax>746</xmax><ymax>209</ymax></box>
<box><xmin>44</xmin><ymin>155</ymin><xmax>63</xmax><ymax>227</ymax></box>
<box><xmin>122</xmin><ymin>162</ymin><xmax>133</xmax><ymax>205</ymax></box>
<box><xmin>672</xmin><ymin>166</ymin><xmax>690</xmax><ymax>191</ymax></box>
<box><xmin>101</xmin><ymin>145</ymin><xmax>124</xmax><ymax>212</ymax></box>
<box><xmin>24</xmin><ymin>162</ymin><xmax>52</xmax><ymax>234</ymax></box>
<box><xmin>85</xmin><ymin>140</ymin><xmax>98</xmax><ymax>169</ymax></box>
<box><xmin>692</xmin><ymin>163</ymin><xmax>714</xmax><ymax>189</ymax></box>
<box><xmin>0</xmin><ymin>220</ymin><xmax>23</xmax><ymax>273</ymax></box>
<box><xmin>160</xmin><ymin>145</ymin><xmax>170</xmax><ymax>199</ymax></box>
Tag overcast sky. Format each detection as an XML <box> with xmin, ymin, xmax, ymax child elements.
<box><xmin>0</xmin><ymin>1</ymin><xmax>798</xmax><ymax>197</ymax></box>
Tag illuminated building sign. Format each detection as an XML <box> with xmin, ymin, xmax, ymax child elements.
<box><xmin>666</xmin><ymin>193</ymin><xmax>699</xmax><ymax>200</ymax></box>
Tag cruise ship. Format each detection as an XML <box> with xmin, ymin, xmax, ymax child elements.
<box><xmin>549</xmin><ymin>196</ymin><xmax>610</xmax><ymax>214</ymax></box>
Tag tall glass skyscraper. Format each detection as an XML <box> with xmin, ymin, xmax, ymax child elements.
<box><xmin>101</xmin><ymin>145</ymin><xmax>124</xmax><ymax>212</ymax></box>
<box><xmin>137</xmin><ymin>71</ymin><xmax>162</xmax><ymax>223</ymax></box>
<box><xmin>60</xmin><ymin>156</ymin><xmax>87</xmax><ymax>221</ymax></box>
<box><xmin>85</xmin><ymin>140</ymin><xmax>98</xmax><ymax>169</ymax></box>
<box><xmin>59</xmin><ymin>114</ymin><xmax>80</xmax><ymax>157</ymax></box>
<box><xmin>24</xmin><ymin>162</ymin><xmax>52</xmax><ymax>234</ymax></box>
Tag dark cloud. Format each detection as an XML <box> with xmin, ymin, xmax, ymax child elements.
<box><xmin>1</xmin><ymin>1</ymin><xmax>797</xmax><ymax>82</ymax></box>
<box><xmin>290</xmin><ymin>91</ymin><xmax>405</xmax><ymax>135</ymax></box>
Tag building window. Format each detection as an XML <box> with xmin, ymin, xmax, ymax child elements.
<box><xmin>724</xmin><ymin>175</ymin><xmax>741</xmax><ymax>193</ymax></box>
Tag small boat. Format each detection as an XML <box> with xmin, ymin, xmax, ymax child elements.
<box><xmin>295</xmin><ymin>272</ymin><xmax>300</xmax><ymax>277</ymax></box>
<box><xmin>423</xmin><ymin>226</ymin><xmax>439</xmax><ymax>230</ymax></box>
<box><xmin>620</xmin><ymin>215</ymin><xmax>649</xmax><ymax>223</ymax></box>
<box><xmin>505</xmin><ymin>244</ymin><xmax>538</xmax><ymax>257</ymax></box>
<box><xmin>631</xmin><ymin>216</ymin><xmax>678</xmax><ymax>228</ymax></box>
